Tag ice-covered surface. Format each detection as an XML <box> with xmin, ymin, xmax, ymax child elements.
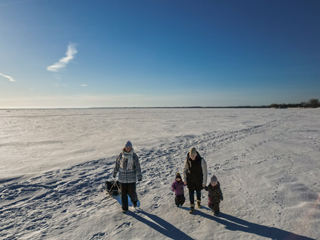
<box><xmin>0</xmin><ymin>108</ymin><xmax>319</xmax><ymax>239</ymax></box>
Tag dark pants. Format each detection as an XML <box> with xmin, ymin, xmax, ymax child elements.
<box><xmin>120</xmin><ymin>182</ymin><xmax>138</xmax><ymax>211</ymax></box>
<box><xmin>175</xmin><ymin>194</ymin><xmax>185</xmax><ymax>206</ymax></box>
<box><xmin>208</xmin><ymin>202</ymin><xmax>220</xmax><ymax>214</ymax></box>
<box><xmin>189</xmin><ymin>189</ymin><xmax>201</xmax><ymax>205</ymax></box>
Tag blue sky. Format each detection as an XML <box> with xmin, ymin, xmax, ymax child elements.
<box><xmin>0</xmin><ymin>0</ymin><xmax>319</xmax><ymax>108</ymax></box>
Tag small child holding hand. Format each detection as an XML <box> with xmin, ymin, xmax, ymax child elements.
<box><xmin>171</xmin><ymin>172</ymin><xmax>186</xmax><ymax>207</ymax></box>
<box><xmin>204</xmin><ymin>175</ymin><xmax>223</xmax><ymax>215</ymax></box>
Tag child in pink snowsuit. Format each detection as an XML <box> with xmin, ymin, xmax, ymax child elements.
<box><xmin>171</xmin><ymin>172</ymin><xmax>186</xmax><ymax>207</ymax></box>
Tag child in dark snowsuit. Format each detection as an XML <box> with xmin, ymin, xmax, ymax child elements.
<box><xmin>171</xmin><ymin>173</ymin><xmax>186</xmax><ymax>207</ymax></box>
<box><xmin>204</xmin><ymin>175</ymin><xmax>223</xmax><ymax>215</ymax></box>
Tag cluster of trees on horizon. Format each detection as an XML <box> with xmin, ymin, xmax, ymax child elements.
<box><xmin>89</xmin><ymin>98</ymin><xmax>319</xmax><ymax>109</ymax></box>
<box><xmin>190</xmin><ymin>98</ymin><xmax>320</xmax><ymax>109</ymax></box>
<box><xmin>269</xmin><ymin>98</ymin><xmax>319</xmax><ymax>109</ymax></box>
<box><xmin>131</xmin><ymin>98</ymin><xmax>320</xmax><ymax>109</ymax></box>
<box><xmin>187</xmin><ymin>98</ymin><xmax>320</xmax><ymax>109</ymax></box>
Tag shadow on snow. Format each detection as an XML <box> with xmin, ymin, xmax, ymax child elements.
<box><xmin>195</xmin><ymin>211</ymin><xmax>314</xmax><ymax>240</ymax></box>
<box><xmin>128</xmin><ymin>210</ymin><xmax>194</xmax><ymax>240</ymax></box>
<box><xmin>128</xmin><ymin>208</ymin><xmax>314</xmax><ymax>240</ymax></box>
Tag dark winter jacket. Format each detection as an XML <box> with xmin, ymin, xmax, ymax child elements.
<box><xmin>171</xmin><ymin>180</ymin><xmax>185</xmax><ymax>196</ymax></box>
<box><xmin>183</xmin><ymin>152</ymin><xmax>207</xmax><ymax>191</ymax></box>
<box><xmin>113</xmin><ymin>148</ymin><xmax>142</xmax><ymax>183</ymax></box>
<box><xmin>205</xmin><ymin>182</ymin><xmax>223</xmax><ymax>205</ymax></box>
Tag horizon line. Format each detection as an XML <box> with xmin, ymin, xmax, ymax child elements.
<box><xmin>0</xmin><ymin>106</ymin><xmax>308</xmax><ymax>110</ymax></box>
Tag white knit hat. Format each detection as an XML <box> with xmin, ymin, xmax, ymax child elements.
<box><xmin>189</xmin><ymin>147</ymin><xmax>197</xmax><ymax>156</ymax></box>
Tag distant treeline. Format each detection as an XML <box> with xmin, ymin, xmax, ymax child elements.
<box><xmin>269</xmin><ymin>98</ymin><xmax>319</xmax><ymax>109</ymax></box>
<box><xmin>173</xmin><ymin>98</ymin><xmax>320</xmax><ymax>109</ymax></box>
<box><xmin>202</xmin><ymin>98</ymin><xmax>320</xmax><ymax>109</ymax></box>
<box><xmin>89</xmin><ymin>98</ymin><xmax>319</xmax><ymax>109</ymax></box>
<box><xmin>174</xmin><ymin>98</ymin><xmax>320</xmax><ymax>109</ymax></box>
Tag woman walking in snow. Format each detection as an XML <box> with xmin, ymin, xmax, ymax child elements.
<box><xmin>113</xmin><ymin>141</ymin><xmax>142</xmax><ymax>213</ymax></box>
<box><xmin>183</xmin><ymin>147</ymin><xmax>207</xmax><ymax>213</ymax></box>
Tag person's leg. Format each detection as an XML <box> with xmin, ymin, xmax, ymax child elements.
<box><xmin>120</xmin><ymin>183</ymin><xmax>128</xmax><ymax>211</ymax></box>
<box><xmin>189</xmin><ymin>189</ymin><xmax>195</xmax><ymax>213</ymax></box>
<box><xmin>127</xmin><ymin>183</ymin><xmax>138</xmax><ymax>205</ymax></box>
<box><xmin>196</xmin><ymin>190</ymin><xmax>201</xmax><ymax>201</ymax></box>
<box><xmin>196</xmin><ymin>190</ymin><xmax>202</xmax><ymax>208</ymax></box>
<box><xmin>175</xmin><ymin>195</ymin><xmax>179</xmax><ymax>207</ymax></box>
<box><xmin>189</xmin><ymin>189</ymin><xmax>195</xmax><ymax>205</ymax></box>
<box><xmin>208</xmin><ymin>196</ymin><xmax>212</xmax><ymax>208</ymax></box>
<box><xmin>213</xmin><ymin>203</ymin><xmax>220</xmax><ymax>215</ymax></box>
<box><xmin>180</xmin><ymin>195</ymin><xmax>185</xmax><ymax>206</ymax></box>
<box><xmin>208</xmin><ymin>203</ymin><xmax>214</xmax><ymax>211</ymax></box>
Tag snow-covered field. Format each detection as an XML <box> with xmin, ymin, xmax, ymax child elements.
<box><xmin>1</xmin><ymin>108</ymin><xmax>319</xmax><ymax>240</ymax></box>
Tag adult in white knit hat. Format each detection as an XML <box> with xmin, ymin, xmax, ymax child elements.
<box><xmin>183</xmin><ymin>147</ymin><xmax>207</xmax><ymax>214</ymax></box>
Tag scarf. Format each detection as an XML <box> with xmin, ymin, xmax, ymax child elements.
<box><xmin>121</xmin><ymin>148</ymin><xmax>134</xmax><ymax>170</ymax></box>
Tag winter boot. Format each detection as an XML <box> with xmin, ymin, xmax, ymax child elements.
<box><xmin>189</xmin><ymin>204</ymin><xmax>195</xmax><ymax>214</ymax></box>
<box><xmin>122</xmin><ymin>209</ymin><xmax>127</xmax><ymax>214</ymax></box>
<box><xmin>197</xmin><ymin>200</ymin><xmax>202</xmax><ymax>209</ymax></box>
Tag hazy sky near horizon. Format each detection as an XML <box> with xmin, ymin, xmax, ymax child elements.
<box><xmin>1</xmin><ymin>0</ymin><xmax>320</xmax><ymax>108</ymax></box>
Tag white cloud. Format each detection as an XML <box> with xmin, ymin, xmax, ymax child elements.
<box><xmin>47</xmin><ymin>43</ymin><xmax>77</xmax><ymax>72</ymax></box>
<box><xmin>81</xmin><ymin>84</ymin><xmax>87</xmax><ymax>87</ymax></box>
<box><xmin>0</xmin><ymin>73</ymin><xmax>16</xmax><ymax>82</ymax></box>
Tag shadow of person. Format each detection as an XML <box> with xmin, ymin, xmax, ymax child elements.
<box><xmin>195</xmin><ymin>211</ymin><xmax>315</xmax><ymax>240</ymax></box>
<box><xmin>128</xmin><ymin>210</ymin><xmax>194</xmax><ymax>240</ymax></box>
